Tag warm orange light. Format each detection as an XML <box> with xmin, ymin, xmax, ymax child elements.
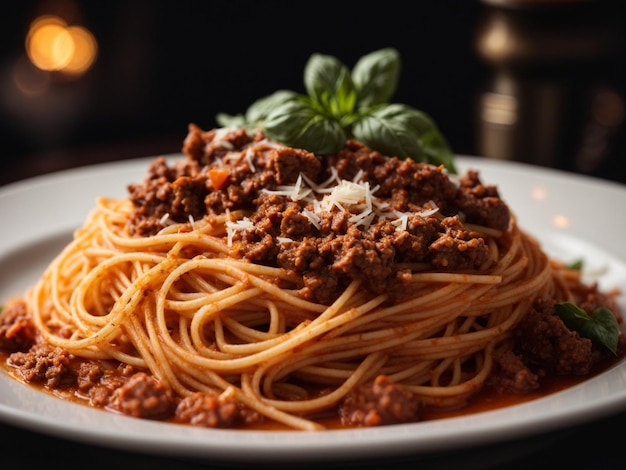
<box><xmin>64</xmin><ymin>25</ymin><xmax>98</xmax><ymax>75</ymax></box>
<box><xmin>26</xmin><ymin>16</ymin><xmax>72</xmax><ymax>71</ymax></box>
<box><xmin>25</xmin><ymin>14</ymin><xmax>97</xmax><ymax>77</ymax></box>
<box><xmin>552</xmin><ymin>214</ymin><xmax>570</xmax><ymax>229</ymax></box>
<box><xmin>530</xmin><ymin>185</ymin><xmax>548</xmax><ymax>202</ymax></box>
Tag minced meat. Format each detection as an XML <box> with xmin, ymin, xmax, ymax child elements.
<box><xmin>127</xmin><ymin>125</ymin><xmax>512</xmax><ymax>304</ymax></box>
<box><xmin>340</xmin><ymin>375</ymin><xmax>421</xmax><ymax>426</ymax></box>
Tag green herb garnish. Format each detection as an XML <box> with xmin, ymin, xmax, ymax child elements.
<box><xmin>216</xmin><ymin>48</ymin><xmax>457</xmax><ymax>173</ymax></box>
<box><xmin>555</xmin><ymin>302</ymin><xmax>620</xmax><ymax>355</ymax></box>
<box><xmin>566</xmin><ymin>259</ymin><xmax>584</xmax><ymax>270</ymax></box>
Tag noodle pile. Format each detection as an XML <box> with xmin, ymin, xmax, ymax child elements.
<box><xmin>24</xmin><ymin>189</ymin><xmax>574</xmax><ymax>430</ymax></box>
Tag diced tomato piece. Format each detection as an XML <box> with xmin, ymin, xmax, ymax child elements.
<box><xmin>209</xmin><ymin>168</ymin><xmax>230</xmax><ymax>190</ymax></box>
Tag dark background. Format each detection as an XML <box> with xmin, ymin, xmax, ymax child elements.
<box><xmin>1</xmin><ymin>0</ymin><xmax>625</xmax><ymax>186</ymax></box>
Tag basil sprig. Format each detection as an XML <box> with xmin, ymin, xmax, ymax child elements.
<box><xmin>555</xmin><ymin>302</ymin><xmax>620</xmax><ymax>355</ymax></box>
<box><xmin>216</xmin><ymin>48</ymin><xmax>457</xmax><ymax>173</ymax></box>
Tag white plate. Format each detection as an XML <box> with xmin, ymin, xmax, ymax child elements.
<box><xmin>1</xmin><ymin>155</ymin><xmax>626</xmax><ymax>463</ymax></box>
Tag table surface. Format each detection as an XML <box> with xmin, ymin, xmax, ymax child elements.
<box><xmin>2</xmin><ymin>144</ymin><xmax>625</xmax><ymax>469</ymax></box>
<box><xmin>2</xmin><ymin>410</ymin><xmax>626</xmax><ymax>469</ymax></box>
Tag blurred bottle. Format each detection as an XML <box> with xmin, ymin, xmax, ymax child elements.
<box><xmin>474</xmin><ymin>0</ymin><xmax>626</xmax><ymax>182</ymax></box>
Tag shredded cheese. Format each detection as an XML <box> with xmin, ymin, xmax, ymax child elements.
<box><xmin>226</xmin><ymin>217</ymin><xmax>254</xmax><ymax>246</ymax></box>
<box><xmin>244</xmin><ymin>148</ymin><xmax>256</xmax><ymax>172</ymax></box>
<box><xmin>302</xmin><ymin>209</ymin><xmax>321</xmax><ymax>230</ymax></box>
<box><xmin>211</xmin><ymin>128</ymin><xmax>235</xmax><ymax>150</ymax></box>
<box><xmin>226</xmin><ymin>155</ymin><xmax>441</xmax><ymax>243</ymax></box>
<box><xmin>159</xmin><ymin>213</ymin><xmax>177</xmax><ymax>227</ymax></box>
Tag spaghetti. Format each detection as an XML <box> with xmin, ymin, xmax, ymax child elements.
<box><xmin>1</xmin><ymin>126</ymin><xmax>621</xmax><ymax>431</ymax></box>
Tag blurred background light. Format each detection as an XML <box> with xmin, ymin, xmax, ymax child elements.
<box><xmin>25</xmin><ymin>14</ymin><xmax>97</xmax><ymax>77</ymax></box>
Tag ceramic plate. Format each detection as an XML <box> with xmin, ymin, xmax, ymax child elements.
<box><xmin>1</xmin><ymin>155</ymin><xmax>625</xmax><ymax>463</ymax></box>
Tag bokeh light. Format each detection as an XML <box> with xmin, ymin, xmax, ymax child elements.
<box><xmin>25</xmin><ymin>14</ymin><xmax>97</xmax><ymax>78</ymax></box>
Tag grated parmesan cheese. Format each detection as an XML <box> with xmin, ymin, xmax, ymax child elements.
<box><xmin>209</xmin><ymin>128</ymin><xmax>235</xmax><ymax>152</ymax></box>
<box><xmin>226</xmin><ymin>217</ymin><xmax>254</xmax><ymax>247</ymax></box>
<box><xmin>391</xmin><ymin>213</ymin><xmax>409</xmax><ymax>231</ymax></box>
<box><xmin>302</xmin><ymin>209</ymin><xmax>321</xmax><ymax>230</ymax></box>
<box><xmin>227</xmin><ymin>168</ymin><xmax>441</xmax><ymax>244</ymax></box>
<box><xmin>244</xmin><ymin>148</ymin><xmax>256</xmax><ymax>172</ymax></box>
<box><xmin>262</xmin><ymin>173</ymin><xmax>312</xmax><ymax>201</ymax></box>
<box><xmin>159</xmin><ymin>212</ymin><xmax>178</xmax><ymax>227</ymax></box>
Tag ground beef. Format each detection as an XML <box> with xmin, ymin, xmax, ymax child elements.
<box><xmin>125</xmin><ymin>125</ymin><xmax>512</xmax><ymax>303</ymax></box>
<box><xmin>110</xmin><ymin>372</ymin><xmax>176</xmax><ymax>420</ymax></box>
<box><xmin>455</xmin><ymin>169</ymin><xmax>511</xmax><ymax>231</ymax></box>
<box><xmin>488</xmin><ymin>348</ymin><xmax>540</xmax><ymax>393</ymax></box>
<box><xmin>513</xmin><ymin>298</ymin><xmax>596</xmax><ymax>376</ymax></box>
<box><xmin>302</xmin><ymin>267</ymin><xmax>341</xmax><ymax>304</ymax></box>
<box><xmin>8</xmin><ymin>343</ymin><xmax>73</xmax><ymax>387</ymax></box>
<box><xmin>428</xmin><ymin>216</ymin><xmax>490</xmax><ymax>270</ymax></box>
<box><xmin>75</xmin><ymin>361</ymin><xmax>136</xmax><ymax>408</ymax></box>
<box><xmin>0</xmin><ymin>300</ymin><xmax>36</xmax><ymax>353</ymax></box>
<box><xmin>182</xmin><ymin>125</ymin><xmax>254</xmax><ymax>164</ymax></box>
<box><xmin>488</xmin><ymin>292</ymin><xmax>626</xmax><ymax>396</ymax></box>
<box><xmin>126</xmin><ymin>157</ymin><xmax>207</xmax><ymax>235</ymax></box>
<box><xmin>340</xmin><ymin>375</ymin><xmax>421</xmax><ymax>427</ymax></box>
<box><xmin>268</xmin><ymin>145</ymin><xmax>322</xmax><ymax>185</ymax></box>
<box><xmin>175</xmin><ymin>391</ymin><xmax>263</xmax><ymax>428</ymax></box>
<box><xmin>371</xmin><ymin>155</ymin><xmax>458</xmax><ymax>214</ymax></box>
<box><xmin>75</xmin><ymin>361</ymin><xmax>103</xmax><ymax>392</ymax></box>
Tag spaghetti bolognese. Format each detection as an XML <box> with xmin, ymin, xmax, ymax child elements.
<box><xmin>0</xmin><ymin>125</ymin><xmax>622</xmax><ymax>431</ymax></box>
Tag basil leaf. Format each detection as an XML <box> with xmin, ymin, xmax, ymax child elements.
<box><xmin>587</xmin><ymin>308</ymin><xmax>621</xmax><ymax>355</ymax></box>
<box><xmin>352</xmin><ymin>48</ymin><xmax>401</xmax><ymax>109</ymax></box>
<box><xmin>215</xmin><ymin>48</ymin><xmax>458</xmax><ymax>172</ymax></box>
<box><xmin>264</xmin><ymin>98</ymin><xmax>346</xmax><ymax>155</ymax></box>
<box><xmin>351</xmin><ymin>104</ymin><xmax>457</xmax><ymax>172</ymax></box>
<box><xmin>215</xmin><ymin>112</ymin><xmax>247</xmax><ymax>128</ymax></box>
<box><xmin>304</xmin><ymin>53</ymin><xmax>357</xmax><ymax>117</ymax></box>
<box><xmin>351</xmin><ymin>105</ymin><xmax>421</xmax><ymax>158</ymax></box>
<box><xmin>555</xmin><ymin>302</ymin><xmax>620</xmax><ymax>356</ymax></box>
<box><xmin>245</xmin><ymin>90</ymin><xmax>298</xmax><ymax>124</ymax></box>
<box><xmin>217</xmin><ymin>90</ymin><xmax>298</xmax><ymax>131</ymax></box>
<box><xmin>567</xmin><ymin>259</ymin><xmax>584</xmax><ymax>270</ymax></box>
